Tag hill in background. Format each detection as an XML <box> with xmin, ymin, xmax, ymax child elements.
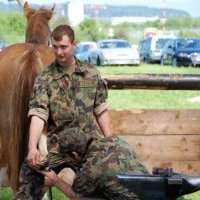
<box><xmin>0</xmin><ymin>2</ymin><xmax>190</xmax><ymax>18</ymax></box>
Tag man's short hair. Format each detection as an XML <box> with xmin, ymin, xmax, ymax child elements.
<box><xmin>51</xmin><ymin>25</ymin><xmax>75</xmax><ymax>42</ymax></box>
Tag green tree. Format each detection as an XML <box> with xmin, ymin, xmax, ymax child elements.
<box><xmin>0</xmin><ymin>12</ymin><xmax>25</xmax><ymax>43</ymax></box>
<box><xmin>75</xmin><ymin>19</ymin><xmax>108</xmax><ymax>42</ymax></box>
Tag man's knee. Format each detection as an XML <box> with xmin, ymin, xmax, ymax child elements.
<box><xmin>58</xmin><ymin>167</ymin><xmax>75</xmax><ymax>186</ymax></box>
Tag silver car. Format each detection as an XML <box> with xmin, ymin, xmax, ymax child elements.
<box><xmin>191</xmin><ymin>52</ymin><xmax>200</xmax><ymax>66</ymax></box>
<box><xmin>0</xmin><ymin>39</ymin><xmax>7</xmax><ymax>52</ymax></box>
<box><xmin>75</xmin><ymin>41</ymin><xmax>97</xmax><ymax>63</ymax></box>
<box><xmin>90</xmin><ymin>39</ymin><xmax>140</xmax><ymax>66</ymax></box>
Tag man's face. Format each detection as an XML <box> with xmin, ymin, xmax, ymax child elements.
<box><xmin>52</xmin><ymin>35</ymin><xmax>76</xmax><ymax>66</ymax></box>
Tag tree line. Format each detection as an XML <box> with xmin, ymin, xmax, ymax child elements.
<box><xmin>0</xmin><ymin>11</ymin><xmax>200</xmax><ymax>45</ymax></box>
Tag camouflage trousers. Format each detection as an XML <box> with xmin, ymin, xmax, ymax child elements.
<box><xmin>13</xmin><ymin>136</ymin><xmax>148</xmax><ymax>200</ymax></box>
<box><xmin>13</xmin><ymin>161</ymin><xmax>45</xmax><ymax>200</ymax></box>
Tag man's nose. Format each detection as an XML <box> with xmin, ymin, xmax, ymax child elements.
<box><xmin>56</xmin><ymin>48</ymin><xmax>63</xmax><ymax>55</ymax></box>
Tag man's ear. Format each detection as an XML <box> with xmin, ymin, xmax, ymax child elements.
<box><xmin>73</xmin><ymin>41</ymin><xmax>78</xmax><ymax>47</ymax></box>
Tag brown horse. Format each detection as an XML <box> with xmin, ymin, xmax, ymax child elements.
<box><xmin>0</xmin><ymin>2</ymin><xmax>55</xmax><ymax>190</ymax></box>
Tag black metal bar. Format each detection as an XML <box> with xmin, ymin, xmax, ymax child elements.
<box><xmin>103</xmin><ymin>74</ymin><xmax>200</xmax><ymax>90</ymax></box>
<box><xmin>117</xmin><ymin>168</ymin><xmax>200</xmax><ymax>200</ymax></box>
<box><xmin>48</xmin><ymin>187</ymin><xmax>53</xmax><ymax>200</ymax></box>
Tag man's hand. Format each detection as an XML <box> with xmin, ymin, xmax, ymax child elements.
<box><xmin>27</xmin><ymin>148</ymin><xmax>42</xmax><ymax>167</ymax></box>
<box><xmin>41</xmin><ymin>170</ymin><xmax>59</xmax><ymax>187</ymax></box>
<box><xmin>40</xmin><ymin>170</ymin><xmax>78</xmax><ymax>198</ymax></box>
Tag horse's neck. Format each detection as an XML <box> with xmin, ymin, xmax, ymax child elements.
<box><xmin>26</xmin><ymin>34</ymin><xmax>49</xmax><ymax>46</ymax></box>
<box><xmin>26</xmin><ymin>17</ymin><xmax>50</xmax><ymax>46</ymax></box>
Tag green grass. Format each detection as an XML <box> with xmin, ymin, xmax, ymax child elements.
<box><xmin>0</xmin><ymin>187</ymin><xmax>12</xmax><ymax>200</ymax></box>
<box><xmin>1</xmin><ymin>64</ymin><xmax>200</xmax><ymax>199</ymax></box>
<box><xmin>98</xmin><ymin>63</ymin><xmax>200</xmax><ymax>75</ymax></box>
<box><xmin>51</xmin><ymin>188</ymin><xmax>69</xmax><ymax>200</ymax></box>
<box><xmin>108</xmin><ymin>90</ymin><xmax>200</xmax><ymax>109</ymax></box>
<box><xmin>178</xmin><ymin>192</ymin><xmax>200</xmax><ymax>200</ymax></box>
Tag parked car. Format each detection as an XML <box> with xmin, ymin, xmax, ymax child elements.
<box><xmin>138</xmin><ymin>35</ymin><xmax>176</xmax><ymax>63</ymax></box>
<box><xmin>161</xmin><ymin>38</ymin><xmax>200</xmax><ymax>66</ymax></box>
<box><xmin>89</xmin><ymin>39</ymin><xmax>140</xmax><ymax>66</ymax></box>
<box><xmin>0</xmin><ymin>39</ymin><xmax>7</xmax><ymax>52</ymax></box>
<box><xmin>75</xmin><ymin>41</ymin><xmax>97</xmax><ymax>63</ymax></box>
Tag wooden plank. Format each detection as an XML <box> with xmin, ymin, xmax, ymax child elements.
<box><xmin>120</xmin><ymin>135</ymin><xmax>200</xmax><ymax>175</ymax></box>
<box><xmin>103</xmin><ymin>74</ymin><xmax>200</xmax><ymax>90</ymax></box>
<box><xmin>143</xmin><ymin>161</ymin><xmax>200</xmax><ymax>176</ymax></box>
<box><xmin>110</xmin><ymin>109</ymin><xmax>200</xmax><ymax>135</ymax></box>
<box><xmin>120</xmin><ymin>135</ymin><xmax>200</xmax><ymax>161</ymax></box>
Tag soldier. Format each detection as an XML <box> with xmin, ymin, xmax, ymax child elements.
<box><xmin>14</xmin><ymin>25</ymin><xmax>147</xmax><ymax>200</ymax></box>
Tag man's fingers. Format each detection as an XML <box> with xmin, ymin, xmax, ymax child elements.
<box><xmin>27</xmin><ymin>152</ymin><xmax>41</xmax><ymax>167</ymax></box>
<box><xmin>27</xmin><ymin>157</ymin><xmax>34</xmax><ymax>167</ymax></box>
<box><xmin>36</xmin><ymin>152</ymin><xmax>41</xmax><ymax>164</ymax></box>
<box><xmin>38</xmin><ymin>170</ymin><xmax>49</xmax><ymax>175</ymax></box>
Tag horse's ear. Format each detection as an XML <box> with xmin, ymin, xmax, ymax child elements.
<box><xmin>51</xmin><ymin>4</ymin><xmax>56</xmax><ymax>12</ymax></box>
<box><xmin>23</xmin><ymin>2</ymin><xmax>35</xmax><ymax>20</ymax></box>
<box><xmin>45</xmin><ymin>4</ymin><xmax>55</xmax><ymax>20</ymax></box>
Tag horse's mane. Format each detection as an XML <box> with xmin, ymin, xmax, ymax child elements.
<box><xmin>8</xmin><ymin>46</ymin><xmax>44</xmax><ymax>189</ymax></box>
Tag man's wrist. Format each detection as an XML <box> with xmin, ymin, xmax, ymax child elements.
<box><xmin>53</xmin><ymin>175</ymin><xmax>61</xmax><ymax>186</ymax></box>
<box><xmin>28</xmin><ymin>145</ymin><xmax>38</xmax><ymax>152</ymax></box>
<box><xmin>104</xmin><ymin>132</ymin><xmax>112</xmax><ymax>137</ymax></box>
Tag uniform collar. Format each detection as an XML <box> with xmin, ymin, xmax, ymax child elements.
<box><xmin>52</xmin><ymin>58</ymin><xmax>88</xmax><ymax>80</ymax></box>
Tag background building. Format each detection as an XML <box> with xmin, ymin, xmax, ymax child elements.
<box><xmin>68</xmin><ymin>0</ymin><xmax>84</xmax><ymax>26</ymax></box>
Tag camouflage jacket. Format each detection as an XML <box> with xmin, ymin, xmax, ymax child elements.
<box><xmin>28</xmin><ymin>60</ymin><xmax>108</xmax><ymax>154</ymax></box>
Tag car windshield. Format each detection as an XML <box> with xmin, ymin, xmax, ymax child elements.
<box><xmin>156</xmin><ymin>38</ymin><xmax>171</xmax><ymax>49</ymax></box>
<box><xmin>99</xmin><ymin>41</ymin><xmax>131</xmax><ymax>49</ymax></box>
<box><xmin>177</xmin><ymin>39</ymin><xmax>187</xmax><ymax>48</ymax></box>
<box><xmin>184</xmin><ymin>39</ymin><xmax>200</xmax><ymax>49</ymax></box>
<box><xmin>176</xmin><ymin>39</ymin><xmax>200</xmax><ymax>49</ymax></box>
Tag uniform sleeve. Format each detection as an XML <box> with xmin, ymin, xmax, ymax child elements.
<box><xmin>28</xmin><ymin>73</ymin><xmax>49</xmax><ymax>123</ymax></box>
<box><xmin>94</xmin><ymin>75</ymin><xmax>109</xmax><ymax>115</ymax></box>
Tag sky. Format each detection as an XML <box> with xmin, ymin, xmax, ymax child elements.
<box><xmin>2</xmin><ymin>0</ymin><xmax>199</xmax><ymax>17</ymax></box>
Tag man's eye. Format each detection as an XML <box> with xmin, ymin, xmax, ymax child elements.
<box><xmin>53</xmin><ymin>45</ymin><xmax>58</xmax><ymax>49</ymax></box>
<box><xmin>61</xmin><ymin>46</ymin><xmax>67</xmax><ymax>50</ymax></box>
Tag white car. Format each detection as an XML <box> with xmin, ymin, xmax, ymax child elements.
<box><xmin>75</xmin><ymin>41</ymin><xmax>97</xmax><ymax>64</ymax></box>
<box><xmin>89</xmin><ymin>39</ymin><xmax>140</xmax><ymax>66</ymax></box>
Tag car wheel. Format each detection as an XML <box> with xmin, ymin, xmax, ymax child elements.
<box><xmin>88</xmin><ymin>57</ymin><xmax>91</xmax><ymax>64</ymax></box>
<box><xmin>192</xmin><ymin>62</ymin><xmax>196</xmax><ymax>67</ymax></box>
<box><xmin>96</xmin><ymin>57</ymin><xmax>101</xmax><ymax>66</ymax></box>
<box><xmin>172</xmin><ymin>58</ymin><xmax>177</xmax><ymax>67</ymax></box>
<box><xmin>144</xmin><ymin>57</ymin><xmax>150</xmax><ymax>63</ymax></box>
<box><xmin>160</xmin><ymin>57</ymin><xmax>165</xmax><ymax>66</ymax></box>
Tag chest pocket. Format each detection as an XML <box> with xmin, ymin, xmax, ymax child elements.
<box><xmin>78</xmin><ymin>78</ymin><xmax>97</xmax><ymax>107</ymax></box>
<box><xmin>49</xmin><ymin>78</ymin><xmax>75</xmax><ymax>125</ymax></box>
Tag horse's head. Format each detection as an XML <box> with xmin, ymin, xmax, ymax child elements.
<box><xmin>23</xmin><ymin>2</ymin><xmax>55</xmax><ymax>45</ymax></box>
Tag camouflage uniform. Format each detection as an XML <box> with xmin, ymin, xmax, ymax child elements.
<box><xmin>73</xmin><ymin>136</ymin><xmax>148</xmax><ymax>199</ymax></box>
<box><xmin>14</xmin><ymin>60</ymin><xmax>147</xmax><ymax>200</ymax></box>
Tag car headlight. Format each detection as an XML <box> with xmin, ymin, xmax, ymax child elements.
<box><xmin>191</xmin><ymin>52</ymin><xmax>200</xmax><ymax>57</ymax></box>
<box><xmin>102</xmin><ymin>52</ymin><xmax>112</xmax><ymax>59</ymax></box>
